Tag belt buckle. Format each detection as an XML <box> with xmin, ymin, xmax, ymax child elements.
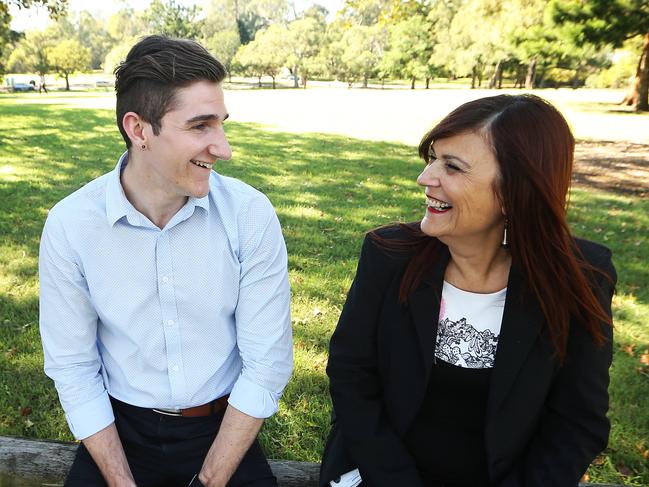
<box><xmin>152</xmin><ymin>407</ymin><xmax>183</xmax><ymax>417</ymax></box>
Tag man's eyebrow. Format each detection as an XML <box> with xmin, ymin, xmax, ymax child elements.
<box><xmin>185</xmin><ymin>113</ymin><xmax>229</xmax><ymax>124</ymax></box>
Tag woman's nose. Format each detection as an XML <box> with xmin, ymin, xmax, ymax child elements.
<box><xmin>417</xmin><ymin>163</ymin><xmax>441</xmax><ymax>187</ymax></box>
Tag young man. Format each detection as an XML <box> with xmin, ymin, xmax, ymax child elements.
<box><xmin>39</xmin><ymin>36</ymin><xmax>293</xmax><ymax>487</ymax></box>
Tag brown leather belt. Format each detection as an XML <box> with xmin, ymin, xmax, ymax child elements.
<box><xmin>152</xmin><ymin>394</ymin><xmax>230</xmax><ymax>417</ymax></box>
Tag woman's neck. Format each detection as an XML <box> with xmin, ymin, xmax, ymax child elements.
<box><xmin>444</xmin><ymin>245</ymin><xmax>511</xmax><ymax>294</ymax></box>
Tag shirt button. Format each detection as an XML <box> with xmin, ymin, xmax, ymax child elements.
<box><xmin>162</xmin><ymin>276</ymin><xmax>169</xmax><ymax>283</ymax></box>
<box><xmin>172</xmin><ymin>364</ymin><xmax>179</xmax><ymax>372</ymax></box>
<box><xmin>167</xmin><ymin>319</ymin><xmax>174</xmax><ymax>326</ymax></box>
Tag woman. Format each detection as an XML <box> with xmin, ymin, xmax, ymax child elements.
<box><xmin>320</xmin><ymin>94</ymin><xmax>615</xmax><ymax>487</ymax></box>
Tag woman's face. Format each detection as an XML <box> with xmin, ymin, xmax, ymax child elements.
<box><xmin>417</xmin><ymin>131</ymin><xmax>504</xmax><ymax>249</ymax></box>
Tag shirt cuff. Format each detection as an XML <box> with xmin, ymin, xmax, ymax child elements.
<box><xmin>65</xmin><ymin>390</ymin><xmax>115</xmax><ymax>440</ymax></box>
<box><xmin>228</xmin><ymin>375</ymin><xmax>281</xmax><ymax>419</ymax></box>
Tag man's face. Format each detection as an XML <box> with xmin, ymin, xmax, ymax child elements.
<box><xmin>141</xmin><ymin>80</ymin><xmax>231</xmax><ymax>201</ymax></box>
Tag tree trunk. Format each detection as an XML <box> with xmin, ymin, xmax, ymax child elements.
<box><xmin>621</xmin><ymin>32</ymin><xmax>649</xmax><ymax>112</ymax></box>
<box><xmin>537</xmin><ymin>65</ymin><xmax>547</xmax><ymax>88</ymax></box>
<box><xmin>515</xmin><ymin>65</ymin><xmax>525</xmax><ymax>88</ymax></box>
<box><xmin>257</xmin><ymin>76</ymin><xmax>261</xmax><ymax>88</ymax></box>
<box><xmin>425</xmin><ymin>77</ymin><xmax>430</xmax><ymax>89</ymax></box>
<box><xmin>272</xmin><ymin>76</ymin><xmax>276</xmax><ymax>89</ymax></box>
<box><xmin>525</xmin><ymin>58</ymin><xmax>537</xmax><ymax>89</ymax></box>
<box><xmin>293</xmin><ymin>66</ymin><xmax>299</xmax><ymax>88</ymax></box>
<box><xmin>64</xmin><ymin>73</ymin><xmax>70</xmax><ymax>91</ymax></box>
<box><xmin>471</xmin><ymin>66</ymin><xmax>477</xmax><ymax>89</ymax></box>
<box><xmin>410</xmin><ymin>77</ymin><xmax>415</xmax><ymax>89</ymax></box>
<box><xmin>363</xmin><ymin>74</ymin><xmax>368</xmax><ymax>88</ymax></box>
<box><xmin>489</xmin><ymin>60</ymin><xmax>503</xmax><ymax>89</ymax></box>
<box><xmin>571</xmin><ymin>66</ymin><xmax>582</xmax><ymax>89</ymax></box>
<box><xmin>302</xmin><ymin>75</ymin><xmax>307</xmax><ymax>89</ymax></box>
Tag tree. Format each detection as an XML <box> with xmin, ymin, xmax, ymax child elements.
<box><xmin>103</xmin><ymin>37</ymin><xmax>137</xmax><ymax>74</ymax></box>
<box><xmin>205</xmin><ymin>29</ymin><xmax>241</xmax><ymax>82</ymax></box>
<box><xmin>107</xmin><ymin>8</ymin><xmax>148</xmax><ymax>42</ymax></box>
<box><xmin>336</xmin><ymin>24</ymin><xmax>384</xmax><ymax>87</ymax></box>
<box><xmin>2</xmin><ymin>0</ymin><xmax>66</xmax><ymax>16</ymax></box>
<box><xmin>285</xmin><ymin>16</ymin><xmax>323</xmax><ymax>88</ymax></box>
<box><xmin>381</xmin><ymin>15</ymin><xmax>432</xmax><ymax>89</ymax></box>
<box><xmin>552</xmin><ymin>0</ymin><xmax>649</xmax><ymax>111</ymax></box>
<box><xmin>234</xmin><ymin>40</ymin><xmax>265</xmax><ymax>86</ymax></box>
<box><xmin>75</xmin><ymin>11</ymin><xmax>114</xmax><ymax>70</ymax></box>
<box><xmin>202</xmin><ymin>0</ymin><xmax>238</xmax><ymax>37</ymax></box>
<box><xmin>234</xmin><ymin>24</ymin><xmax>288</xmax><ymax>88</ymax></box>
<box><xmin>7</xmin><ymin>28</ymin><xmax>54</xmax><ymax>90</ymax></box>
<box><xmin>48</xmin><ymin>38</ymin><xmax>90</xmax><ymax>90</ymax></box>
<box><xmin>0</xmin><ymin>0</ymin><xmax>67</xmax><ymax>77</ymax></box>
<box><xmin>144</xmin><ymin>0</ymin><xmax>203</xmax><ymax>40</ymax></box>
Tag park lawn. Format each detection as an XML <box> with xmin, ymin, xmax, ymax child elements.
<box><xmin>0</xmin><ymin>93</ymin><xmax>647</xmax><ymax>486</ymax></box>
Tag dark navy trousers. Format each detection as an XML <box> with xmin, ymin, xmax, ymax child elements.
<box><xmin>64</xmin><ymin>397</ymin><xmax>277</xmax><ymax>487</ymax></box>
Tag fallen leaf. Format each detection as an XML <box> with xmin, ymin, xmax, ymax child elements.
<box><xmin>592</xmin><ymin>455</ymin><xmax>606</xmax><ymax>466</ymax></box>
<box><xmin>24</xmin><ymin>419</ymin><xmax>34</xmax><ymax>429</ymax></box>
<box><xmin>20</xmin><ymin>407</ymin><xmax>32</xmax><ymax>417</ymax></box>
<box><xmin>623</xmin><ymin>344</ymin><xmax>635</xmax><ymax>357</ymax></box>
<box><xmin>581</xmin><ymin>474</ymin><xmax>590</xmax><ymax>482</ymax></box>
<box><xmin>640</xmin><ymin>352</ymin><xmax>649</xmax><ymax>366</ymax></box>
<box><xmin>4</xmin><ymin>347</ymin><xmax>17</xmax><ymax>358</ymax></box>
<box><xmin>616</xmin><ymin>462</ymin><xmax>633</xmax><ymax>476</ymax></box>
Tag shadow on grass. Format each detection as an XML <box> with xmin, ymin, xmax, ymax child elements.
<box><xmin>573</xmin><ymin>140</ymin><xmax>649</xmax><ymax>198</ymax></box>
<box><xmin>568</xmin><ymin>101</ymin><xmax>649</xmax><ymax>116</ymax></box>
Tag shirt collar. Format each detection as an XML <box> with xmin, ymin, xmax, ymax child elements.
<box><xmin>105</xmin><ymin>151</ymin><xmax>210</xmax><ymax>228</ymax></box>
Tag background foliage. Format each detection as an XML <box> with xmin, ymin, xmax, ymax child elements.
<box><xmin>1</xmin><ymin>0</ymin><xmax>648</xmax><ymax>109</ymax></box>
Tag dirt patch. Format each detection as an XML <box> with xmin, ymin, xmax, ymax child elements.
<box><xmin>573</xmin><ymin>140</ymin><xmax>649</xmax><ymax>198</ymax></box>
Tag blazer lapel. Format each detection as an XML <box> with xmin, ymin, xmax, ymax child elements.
<box><xmin>487</xmin><ymin>263</ymin><xmax>544</xmax><ymax>416</ymax></box>
<box><xmin>407</xmin><ymin>245</ymin><xmax>450</xmax><ymax>382</ymax></box>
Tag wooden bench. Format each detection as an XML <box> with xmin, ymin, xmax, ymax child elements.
<box><xmin>0</xmin><ymin>436</ymin><xmax>626</xmax><ymax>487</ymax></box>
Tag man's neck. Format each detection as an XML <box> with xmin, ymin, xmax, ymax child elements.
<box><xmin>120</xmin><ymin>154</ymin><xmax>188</xmax><ymax>229</ymax></box>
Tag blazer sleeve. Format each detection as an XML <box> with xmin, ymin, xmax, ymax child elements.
<box><xmin>498</xmin><ymin>250</ymin><xmax>616</xmax><ymax>487</ymax></box>
<box><xmin>326</xmin><ymin>235</ymin><xmax>424</xmax><ymax>487</ymax></box>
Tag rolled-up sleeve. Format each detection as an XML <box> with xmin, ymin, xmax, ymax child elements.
<box><xmin>228</xmin><ymin>196</ymin><xmax>292</xmax><ymax>418</ymax></box>
<box><xmin>39</xmin><ymin>211</ymin><xmax>114</xmax><ymax>439</ymax></box>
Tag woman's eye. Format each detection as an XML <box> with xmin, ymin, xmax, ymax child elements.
<box><xmin>193</xmin><ymin>124</ymin><xmax>207</xmax><ymax>130</ymax></box>
<box><xmin>445</xmin><ymin>162</ymin><xmax>461</xmax><ymax>172</ymax></box>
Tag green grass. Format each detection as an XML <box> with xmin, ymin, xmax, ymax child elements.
<box><xmin>0</xmin><ymin>93</ymin><xmax>648</xmax><ymax>485</ymax></box>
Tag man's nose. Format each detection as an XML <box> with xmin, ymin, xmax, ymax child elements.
<box><xmin>208</xmin><ymin>127</ymin><xmax>232</xmax><ymax>161</ymax></box>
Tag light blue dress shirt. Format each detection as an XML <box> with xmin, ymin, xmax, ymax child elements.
<box><xmin>39</xmin><ymin>152</ymin><xmax>293</xmax><ymax>440</ymax></box>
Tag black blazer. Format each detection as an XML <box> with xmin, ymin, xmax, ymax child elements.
<box><xmin>321</xmin><ymin>226</ymin><xmax>616</xmax><ymax>487</ymax></box>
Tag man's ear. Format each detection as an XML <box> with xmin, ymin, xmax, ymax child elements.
<box><xmin>122</xmin><ymin>112</ymin><xmax>149</xmax><ymax>148</ymax></box>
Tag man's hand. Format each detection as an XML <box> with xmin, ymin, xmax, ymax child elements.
<box><xmin>198</xmin><ymin>405</ymin><xmax>264</xmax><ymax>487</ymax></box>
<box><xmin>83</xmin><ymin>423</ymin><xmax>136</xmax><ymax>487</ymax></box>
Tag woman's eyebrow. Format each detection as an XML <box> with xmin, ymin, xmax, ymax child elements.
<box><xmin>439</xmin><ymin>153</ymin><xmax>470</xmax><ymax>168</ymax></box>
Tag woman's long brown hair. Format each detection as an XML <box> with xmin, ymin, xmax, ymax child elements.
<box><xmin>372</xmin><ymin>94</ymin><xmax>612</xmax><ymax>362</ymax></box>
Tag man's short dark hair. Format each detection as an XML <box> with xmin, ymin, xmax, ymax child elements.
<box><xmin>114</xmin><ymin>35</ymin><xmax>227</xmax><ymax>148</ymax></box>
